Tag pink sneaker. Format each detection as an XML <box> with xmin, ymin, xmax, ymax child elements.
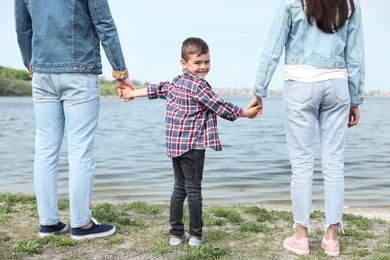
<box><xmin>283</xmin><ymin>234</ymin><xmax>310</xmax><ymax>255</ymax></box>
<box><xmin>321</xmin><ymin>235</ymin><xmax>340</xmax><ymax>257</ymax></box>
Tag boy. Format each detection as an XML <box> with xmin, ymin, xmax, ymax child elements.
<box><xmin>123</xmin><ymin>37</ymin><xmax>261</xmax><ymax>246</ymax></box>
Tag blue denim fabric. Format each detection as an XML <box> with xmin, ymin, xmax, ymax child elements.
<box><xmin>253</xmin><ymin>0</ymin><xmax>365</xmax><ymax>105</ymax></box>
<box><xmin>32</xmin><ymin>73</ymin><xmax>100</xmax><ymax>228</ymax></box>
<box><xmin>15</xmin><ymin>0</ymin><xmax>126</xmax><ymax>74</ymax></box>
<box><xmin>169</xmin><ymin>149</ymin><xmax>205</xmax><ymax>237</ymax></box>
<box><xmin>283</xmin><ymin>79</ymin><xmax>350</xmax><ymax>231</ymax></box>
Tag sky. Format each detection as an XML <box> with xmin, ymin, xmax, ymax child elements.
<box><xmin>1</xmin><ymin>0</ymin><xmax>389</xmax><ymax>91</ymax></box>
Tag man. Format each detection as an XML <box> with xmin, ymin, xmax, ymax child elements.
<box><xmin>15</xmin><ymin>0</ymin><xmax>134</xmax><ymax>240</ymax></box>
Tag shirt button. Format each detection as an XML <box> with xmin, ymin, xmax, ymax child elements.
<box><xmin>81</xmin><ymin>67</ymin><xmax>86</xmax><ymax>71</ymax></box>
<box><xmin>73</xmin><ymin>67</ymin><xmax>78</xmax><ymax>71</ymax></box>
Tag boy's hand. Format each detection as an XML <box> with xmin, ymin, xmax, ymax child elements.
<box><xmin>116</xmin><ymin>78</ymin><xmax>135</xmax><ymax>102</ymax></box>
<box><xmin>246</xmin><ymin>96</ymin><xmax>263</xmax><ymax>116</ymax></box>
<box><xmin>122</xmin><ymin>87</ymin><xmax>135</xmax><ymax>100</ymax></box>
<box><xmin>241</xmin><ymin>105</ymin><xmax>262</xmax><ymax>118</ymax></box>
<box><xmin>247</xmin><ymin>105</ymin><xmax>262</xmax><ymax>119</ymax></box>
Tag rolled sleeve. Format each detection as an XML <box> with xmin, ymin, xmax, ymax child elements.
<box><xmin>148</xmin><ymin>82</ymin><xmax>169</xmax><ymax>100</ymax></box>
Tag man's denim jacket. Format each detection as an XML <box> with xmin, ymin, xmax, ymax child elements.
<box><xmin>15</xmin><ymin>0</ymin><xmax>127</xmax><ymax>76</ymax></box>
<box><xmin>253</xmin><ymin>0</ymin><xmax>365</xmax><ymax>105</ymax></box>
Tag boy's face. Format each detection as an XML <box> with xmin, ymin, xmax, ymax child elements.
<box><xmin>180</xmin><ymin>52</ymin><xmax>210</xmax><ymax>79</ymax></box>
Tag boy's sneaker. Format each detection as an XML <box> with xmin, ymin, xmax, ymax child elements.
<box><xmin>283</xmin><ymin>234</ymin><xmax>310</xmax><ymax>255</ymax></box>
<box><xmin>321</xmin><ymin>235</ymin><xmax>340</xmax><ymax>257</ymax></box>
<box><xmin>170</xmin><ymin>232</ymin><xmax>189</xmax><ymax>246</ymax></box>
<box><xmin>71</xmin><ymin>218</ymin><xmax>115</xmax><ymax>240</ymax></box>
<box><xmin>189</xmin><ymin>236</ymin><xmax>203</xmax><ymax>246</ymax></box>
<box><xmin>39</xmin><ymin>221</ymin><xmax>68</xmax><ymax>237</ymax></box>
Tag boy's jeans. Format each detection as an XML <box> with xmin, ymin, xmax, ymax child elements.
<box><xmin>32</xmin><ymin>73</ymin><xmax>100</xmax><ymax>228</ymax></box>
<box><xmin>283</xmin><ymin>79</ymin><xmax>350</xmax><ymax>231</ymax></box>
<box><xmin>169</xmin><ymin>149</ymin><xmax>205</xmax><ymax>237</ymax></box>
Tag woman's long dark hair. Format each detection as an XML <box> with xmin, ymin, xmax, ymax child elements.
<box><xmin>301</xmin><ymin>0</ymin><xmax>356</xmax><ymax>33</ymax></box>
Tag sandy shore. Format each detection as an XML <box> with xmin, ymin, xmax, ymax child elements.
<box><xmin>343</xmin><ymin>206</ymin><xmax>390</xmax><ymax>222</ymax></box>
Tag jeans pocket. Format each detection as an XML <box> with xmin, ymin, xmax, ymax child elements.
<box><xmin>32</xmin><ymin>73</ymin><xmax>50</xmax><ymax>101</ymax></box>
<box><xmin>332</xmin><ymin>79</ymin><xmax>350</xmax><ymax>103</ymax></box>
<box><xmin>289</xmin><ymin>81</ymin><xmax>314</xmax><ymax>104</ymax></box>
<box><xmin>61</xmin><ymin>73</ymin><xmax>99</xmax><ymax>102</ymax></box>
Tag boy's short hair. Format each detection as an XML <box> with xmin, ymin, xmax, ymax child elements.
<box><xmin>181</xmin><ymin>37</ymin><xmax>209</xmax><ymax>62</ymax></box>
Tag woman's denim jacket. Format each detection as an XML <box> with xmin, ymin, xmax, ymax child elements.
<box><xmin>15</xmin><ymin>0</ymin><xmax>127</xmax><ymax>77</ymax></box>
<box><xmin>253</xmin><ymin>0</ymin><xmax>365</xmax><ymax>105</ymax></box>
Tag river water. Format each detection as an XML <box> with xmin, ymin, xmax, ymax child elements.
<box><xmin>0</xmin><ymin>96</ymin><xmax>389</xmax><ymax>208</ymax></box>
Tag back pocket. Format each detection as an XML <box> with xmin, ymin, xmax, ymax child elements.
<box><xmin>333</xmin><ymin>78</ymin><xmax>350</xmax><ymax>103</ymax></box>
<box><xmin>289</xmin><ymin>81</ymin><xmax>314</xmax><ymax>104</ymax></box>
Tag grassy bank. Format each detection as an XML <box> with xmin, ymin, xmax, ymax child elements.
<box><xmin>0</xmin><ymin>193</ymin><xmax>389</xmax><ymax>259</ymax></box>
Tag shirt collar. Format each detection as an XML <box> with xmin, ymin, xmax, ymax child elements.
<box><xmin>182</xmin><ymin>69</ymin><xmax>204</xmax><ymax>81</ymax></box>
<box><xmin>182</xmin><ymin>69</ymin><xmax>212</xmax><ymax>89</ymax></box>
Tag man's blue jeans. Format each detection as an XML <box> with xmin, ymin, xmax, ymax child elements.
<box><xmin>32</xmin><ymin>72</ymin><xmax>100</xmax><ymax>228</ymax></box>
<box><xmin>169</xmin><ymin>149</ymin><xmax>205</xmax><ymax>237</ymax></box>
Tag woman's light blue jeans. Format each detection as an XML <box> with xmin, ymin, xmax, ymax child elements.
<box><xmin>283</xmin><ymin>79</ymin><xmax>350</xmax><ymax>231</ymax></box>
<box><xmin>32</xmin><ymin>73</ymin><xmax>100</xmax><ymax>228</ymax></box>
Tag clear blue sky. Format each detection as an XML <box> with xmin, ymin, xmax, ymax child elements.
<box><xmin>1</xmin><ymin>0</ymin><xmax>389</xmax><ymax>91</ymax></box>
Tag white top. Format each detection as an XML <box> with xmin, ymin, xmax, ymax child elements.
<box><xmin>285</xmin><ymin>65</ymin><xmax>348</xmax><ymax>82</ymax></box>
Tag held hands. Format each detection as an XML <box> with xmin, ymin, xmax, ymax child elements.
<box><xmin>244</xmin><ymin>96</ymin><xmax>263</xmax><ymax>119</ymax></box>
<box><xmin>243</xmin><ymin>105</ymin><xmax>262</xmax><ymax>118</ymax></box>
<box><xmin>121</xmin><ymin>87</ymin><xmax>148</xmax><ymax>100</ymax></box>
<box><xmin>122</xmin><ymin>87</ymin><xmax>136</xmax><ymax>100</ymax></box>
<box><xmin>116</xmin><ymin>78</ymin><xmax>135</xmax><ymax>102</ymax></box>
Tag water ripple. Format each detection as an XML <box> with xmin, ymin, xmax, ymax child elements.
<box><xmin>1</xmin><ymin>96</ymin><xmax>389</xmax><ymax>207</ymax></box>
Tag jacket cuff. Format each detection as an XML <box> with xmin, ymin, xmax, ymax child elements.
<box><xmin>350</xmin><ymin>95</ymin><xmax>364</xmax><ymax>106</ymax></box>
<box><xmin>112</xmin><ymin>68</ymin><xmax>128</xmax><ymax>79</ymax></box>
<box><xmin>252</xmin><ymin>86</ymin><xmax>267</xmax><ymax>98</ymax></box>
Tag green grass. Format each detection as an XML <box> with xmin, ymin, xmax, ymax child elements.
<box><xmin>17</xmin><ymin>240</ymin><xmax>43</xmax><ymax>254</ymax></box>
<box><xmin>208</xmin><ymin>205</ymin><xmax>243</xmax><ymax>223</ymax></box>
<box><xmin>0</xmin><ymin>193</ymin><xmax>389</xmax><ymax>259</ymax></box>
<box><xmin>181</xmin><ymin>244</ymin><xmax>231</xmax><ymax>260</ymax></box>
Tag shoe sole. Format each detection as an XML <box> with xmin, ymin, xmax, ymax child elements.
<box><xmin>170</xmin><ymin>241</ymin><xmax>184</xmax><ymax>246</ymax></box>
<box><xmin>170</xmin><ymin>233</ymin><xmax>189</xmax><ymax>246</ymax></box>
<box><xmin>71</xmin><ymin>226</ymin><xmax>116</xmax><ymax>240</ymax></box>
<box><xmin>189</xmin><ymin>239</ymin><xmax>203</xmax><ymax>246</ymax></box>
<box><xmin>188</xmin><ymin>242</ymin><xmax>203</xmax><ymax>246</ymax></box>
<box><xmin>321</xmin><ymin>243</ymin><xmax>339</xmax><ymax>257</ymax></box>
<box><xmin>39</xmin><ymin>226</ymin><xmax>68</xmax><ymax>238</ymax></box>
<box><xmin>283</xmin><ymin>241</ymin><xmax>310</xmax><ymax>255</ymax></box>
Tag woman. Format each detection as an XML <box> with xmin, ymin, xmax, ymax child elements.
<box><xmin>248</xmin><ymin>0</ymin><xmax>365</xmax><ymax>256</ymax></box>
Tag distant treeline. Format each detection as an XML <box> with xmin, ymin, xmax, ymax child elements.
<box><xmin>0</xmin><ymin>66</ymin><xmax>32</xmax><ymax>96</ymax></box>
<box><xmin>0</xmin><ymin>66</ymin><xmax>147</xmax><ymax>96</ymax></box>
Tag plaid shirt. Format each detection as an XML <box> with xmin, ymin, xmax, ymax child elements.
<box><xmin>147</xmin><ymin>69</ymin><xmax>244</xmax><ymax>158</ymax></box>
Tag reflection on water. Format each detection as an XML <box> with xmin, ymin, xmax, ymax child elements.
<box><xmin>1</xmin><ymin>96</ymin><xmax>389</xmax><ymax>207</ymax></box>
